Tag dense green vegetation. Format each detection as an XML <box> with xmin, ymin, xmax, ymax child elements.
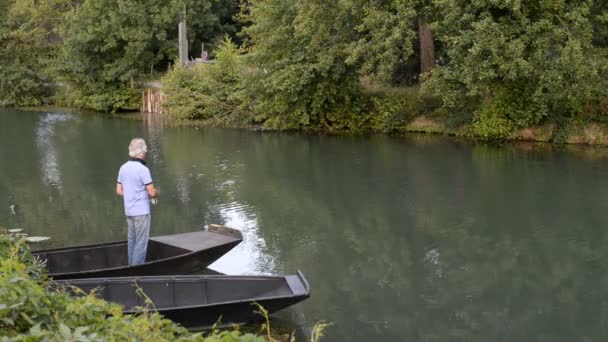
<box><xmin>0</xmin><ymin>232</ymin><xmax>328</xmax><ymax>341</ymax></box>
<box><xmin>0</xmin><ymin>0</ymin><xmax>240</xmax><ymax>111</ymax></box>
<box><xmin>162</xmin><ymin>38</ymin><xmax>246</xmax><ymax>124</ymax></box>
<box><xmin>160</xmin><ymin>0</ymin><xmax>608</xmax><ymax>140</ymax></box>
<box><xmin>2</xmin><ymin>0</ymin><xmax>608</xmax><ymax>139</ymax></box>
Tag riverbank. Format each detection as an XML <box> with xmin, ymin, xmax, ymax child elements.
<box><xmin>153</xmin><ymin>51</ymin><xmax>608</xmax><ymax>147</ymax></box>
<box><xmin>11</xmin><ymin>102</ymin><xmax>608</xmax><ymax>147</ymax></box>
<box><xmin>404</xmin><ymin>116</ymin><xmax>608</xmax><ymax>146</ymax></box>
<box><xmin>154</xmin><ymin>108</ymin><xmax>608</xmax><ymax>147</ymax></box>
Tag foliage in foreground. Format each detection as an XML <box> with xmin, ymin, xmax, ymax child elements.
<box><xmin>0</xmin><ymin>233</ymin><xmax>323</xmax><ymax>341</ymax></box>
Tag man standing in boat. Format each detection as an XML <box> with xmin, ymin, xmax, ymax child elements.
<box><xmin>116</xmin><ymin>138</ymin><xmax>158</xmax><ymax>265</ymax></box>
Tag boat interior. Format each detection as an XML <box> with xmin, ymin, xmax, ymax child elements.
<box><xmin>62</xmin><ymin>276</ymin><xmax>294</xmax><ymax>310</ymax></box>
<box><xmin>35</xmin><ymin>240</ymin><xmax>190</xmax><ymax>274</ymax></box>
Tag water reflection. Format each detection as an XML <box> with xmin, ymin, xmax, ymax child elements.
<box><xmin>208</xmin><ymin>204</ymin><xmax>277</xmax><ymax>275</ymax></box>
<box><xmin>142</xmin><ymin>112</ymin><xmax>164</xmax><ymax>157</ymax></box>
<box><xmin>174</xmin><ymin>175</ymin><xmax>191</xmax><ymax>203</ymax></box>
<box><xmin>35</xmin><ymin>113</ymin><xmax>74</xmax><ymax>190</ymax></box>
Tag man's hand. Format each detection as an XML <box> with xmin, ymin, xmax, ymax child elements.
<box><xmin>116</xmin><ymin>183</ymin><xmax>124</xmax><ymax>196</ymax></box>
<box><xmin>146</xmin><ymin>183</ymin><xmax>158</xmax><ymax>198</ymax></box>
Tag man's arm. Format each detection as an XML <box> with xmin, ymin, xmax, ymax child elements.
<box><xmin>146</xmin><ymin>183</ymin><xmax>158</xmax><ymax>198</ymax></box>
<box><xmin>142</xmin><ymin>166</ymin><xmax>157</xmax><ymax>198</ymax></box>
<box><xmin>116</xmin><ymin>183</ymin><xmax>124</xmax><ymax>196</ymax></box>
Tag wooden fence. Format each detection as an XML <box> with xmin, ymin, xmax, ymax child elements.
<box><xmin>141</xmin><ymin>88</ymin><xmax>164</xmax><ymax>114</ymax></box>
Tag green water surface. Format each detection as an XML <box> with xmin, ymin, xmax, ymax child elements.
<box><xmin>1</xmin><ymin>109</ymin><xmax>608</xmax><ymax>341</ymax></box>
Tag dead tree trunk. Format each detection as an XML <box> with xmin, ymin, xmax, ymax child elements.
<box><xmin>178</xmin><ymin>3</ymin><xmax>188</xmax><ymax>66</ymax></box>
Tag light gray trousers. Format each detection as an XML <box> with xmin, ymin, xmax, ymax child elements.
<box><xmin>126</xmin><ymin>214</ymin><xmax>150</xmax><ymax>265</ymax></box>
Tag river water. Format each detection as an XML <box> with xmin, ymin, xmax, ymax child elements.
<box><xmin>2</xmin><ymin>109</ymin><xmax>608</xmax><ymax>341</ymax></box>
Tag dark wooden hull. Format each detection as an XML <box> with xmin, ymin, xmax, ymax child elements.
<box><xmin>50</xmin><ymin>241</ymin><xmax>239</xmax><ymax>280</ymax></box>
<box><xmin>58</xmin><ymin>272</ymin><xmax>310</xmax><ymax>329</ymax></box>
<box><xmin>159</xmin><ymin>295</ymin><xmax>308</xmax><ymax>329</ymax></box>
<box><xmin>34</xmin><ymin>225</ymin><xmax>242</xmax><ymax>280</ymax></box>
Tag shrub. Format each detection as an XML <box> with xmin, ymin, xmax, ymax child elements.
<box><xmin>162</xmin><ymin>38</ymin><xmax>247</xmax><ymax>125</ymax></box>
<box><xmin>53</xmin><ymin>84</ymin><xmax>141</xmax><ymax>113</ymax></box>
<box><xmin>473</xmin><ymin>83</ymin><xmax>546</xmax><ymax>139</ymax></box>
<box><xmin>0</xmin><ymin>65</ymin><xmax>51</xmax><ymax>107</ymax></box>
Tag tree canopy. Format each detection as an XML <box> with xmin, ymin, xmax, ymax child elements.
<box><xmin>0</xmin><ymin>0</ymin><xmax>239</xmax><ymax>111</ymax></box>
<box><xmin>2</xmin><ymin>0</ymin><xmax>608</xmax><ymax>138</ymax></box>
<box><xmin>424</xmin><ymin>0</ymin><xmax>608</xmax><ymax>138</ymax></box>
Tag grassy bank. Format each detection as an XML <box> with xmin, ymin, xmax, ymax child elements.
<box><xmin>403</xmin><ymin>116</ymin><xmax>608</xmax><ymax>146</ymax></box>
<box><xmin>0</xmin><ymin>231</ymin><xmax>325</xmax><ymax>341</ymax></box>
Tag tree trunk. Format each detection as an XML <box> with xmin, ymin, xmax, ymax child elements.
<box><xmin>178</xmin><ymin>3</ymin><xmax>188</xmax><ymax>66</ymax></box>
<box><xmin>418</xmin><ymin>19</ymin><xmax>435</xmax><ymax>74</ymax></box>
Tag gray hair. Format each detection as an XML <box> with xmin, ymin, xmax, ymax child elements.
<box><xmin>128</xmin><ymin>138</ymin><xmax>148</xmax><ymax>157</ymax></box>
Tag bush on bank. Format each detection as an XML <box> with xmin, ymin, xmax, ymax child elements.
<box><xmin>161</xmin><ymin>38</ymin><xmax>442</xmax><ymax>133</ymax></box>
<box><xmin>162</xmin><ymin>39</ymin><xmax>246</xmax><ymax>125</ymax></box>
<box><xmin>53</xmin><ymin>84</ymin><xmax>141</xmax><ymax>113</ymax></box>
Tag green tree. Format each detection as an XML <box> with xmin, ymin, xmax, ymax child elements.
<box><xmin>347</xmin><ymin>0</ymin><xmax>439</xmax><ymax>84</ymax></box>
<box><xmin>346</xmin><ymin>0</ymin><xmax>418</xmax><ymax>82</ymax></box>
<box><xmin>241</xmin><ymin>0</ymin><xmax>363</xmax><ymax>130</ymax></box>
<box><xmin>53</xmin><ymin>0</ymin><xmax>179</xmax><ymax>112</ymax></box>
<box><xmin>0</xmin><ymin>0</ymin><xmax>69</xmax><ymax>106</ymax></box>
<box><xmin>424</xmin><ymin>0</ymin><xmax>608</xmax><ymax>138</ymax></box>
<box><xmin>0</xmin><ymin>0</ymin><xmax>255</xmax><ymax>112</ymax></box>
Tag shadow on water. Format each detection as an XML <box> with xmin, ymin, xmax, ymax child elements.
<box><xmin>2</xmin><ymin>110</ymin><xmax>608</xmax><ymax>340</ymax></box>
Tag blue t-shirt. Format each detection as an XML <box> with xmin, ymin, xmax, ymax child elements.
<box><xmin>117</xmin><ymin>159</ymin><xmax>153</xmax><ymax>216</ymax></box>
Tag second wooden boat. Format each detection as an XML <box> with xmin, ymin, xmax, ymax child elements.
<box><xmin>34</xmin><ymin>225</ymin><xmax>242</xmax><ymax>280</ymax></box>
<box><xmin>58</xmin><ymin>272</ymin><xmax>311</xmax><ymax>329</ymax></box>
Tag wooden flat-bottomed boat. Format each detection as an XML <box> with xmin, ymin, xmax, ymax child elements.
<box><xmin>58</xmin><ymin>272</ymin><xmax>310</xmax><ymax>329</ymax></box>
<box><xmin>34</xmin><ymin>225</ymin><xmax>242</xmax><ymax>280</ymax></box>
